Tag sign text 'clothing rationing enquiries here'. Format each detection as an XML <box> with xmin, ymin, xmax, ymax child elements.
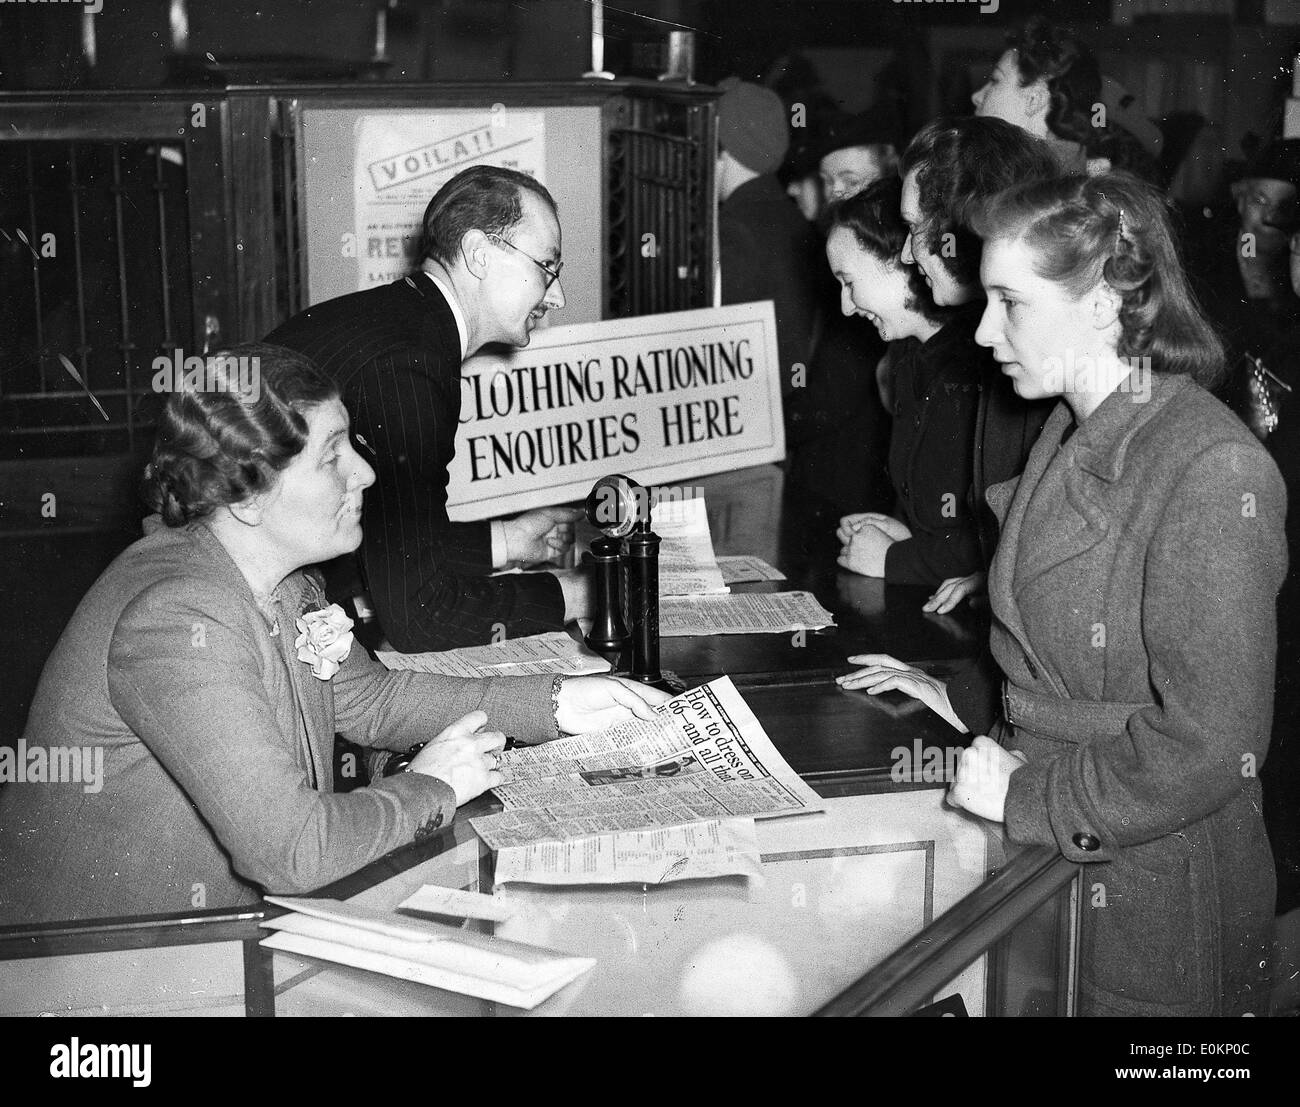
<box><xmin>446</xmin><ymin>302</ymin><xmax>784</xmax><ymax>520</ymax></box>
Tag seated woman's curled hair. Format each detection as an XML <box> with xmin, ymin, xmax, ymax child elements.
<box><xmin>144</xmin><ymin>344</ymin><xmax>336</xmax><ymax>526</ymax></box>
<box><xmin>0</xmin><ymin>344</ymin><xmax>669</xmax><ymax>925</ymax></box>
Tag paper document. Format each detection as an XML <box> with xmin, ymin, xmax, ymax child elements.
<box><xmin>652</xmin><ymin>496</ymin><xmax>728</xmax><ymax>596</ymax></box>
<box><xmin>397</xmin><ymin>884</ymin><xmax>519</xmax><ymax>923</ymax></box>
<box><xmin>659</xmin><ymin>591</ymin><xmax>835</xmax><ymax>636</ymax></box>
<box><xmin>494</xmin><ymin>818</ymin><xmax>762</xmax><ymax>885</ymax></box>
<box><xmin>261</xmin><ymin>895</ymin><xmax>593</xmax><ymax>1009</ymax></box>
<box><xmin>717</xmin><ymin>555</ymin><xmax>787</xmax><ymax>585</ymax></box>
<box><xmin>378</xmin><ymin>631</ymin><xmax>610</xmax><ymax>678</ymax></box>
<box><xmin>470</xmin><ymin>677</ymin><xmax>824</xmax><ymax>850</ymax></box>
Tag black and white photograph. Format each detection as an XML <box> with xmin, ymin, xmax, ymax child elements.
<box><xmin>1</xmin><ymin>0</ymin><xmax>1298</xmax><ymax>1061</ymax></box>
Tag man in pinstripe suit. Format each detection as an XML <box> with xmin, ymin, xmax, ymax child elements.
<box><xmin>269</xmin><ymin>166</ymin><xmax>589</xmax><ymax>653</ymax></box>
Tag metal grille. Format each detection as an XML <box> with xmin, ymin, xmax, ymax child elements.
<box><xmin>607</xmin><ymin>97</ymin><xmax>712</xmax><ymax>318</ymax></box>
<box><xmin>0</xmin><ymin>140</ymin><xmax>193</xmax><ymax>459</ymax></box>
<box><xmin>272</xmin><ymin>101</ymin><xmax>306</xmax><ymax>324</ymax></box>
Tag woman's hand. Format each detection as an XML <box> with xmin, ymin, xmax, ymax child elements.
<box><xmin>837</xmin><ymin>653</ymin><xmax>969</xmax><ymax>733</ymax></box>
<box><xmin>922</xmin><ymin>572</ymin><xmax>986</xmax><ymax>614</ymax></box>
<box><xmin>408</xmin><ymin>710</ymin><xmax>506</xmax><ymax>806</ymax></box>
<box><xmin>836</xmin><ymin>512</ymin><xmax>911</xmax><ymax>545</ymax></box>
<box><xmin>838</xmin><ymin>524</ymin><xmax>897</xmax><ymax>578</ymax></box>
<box><xmin>555</xmin><ymin>675</ymin><xmax>672</xmax><ymax>735</ymax></box>
<box><xmin>946</xmin><ymin>735</ymin><xmax>1027</xmax><ymax>823</ymax></box>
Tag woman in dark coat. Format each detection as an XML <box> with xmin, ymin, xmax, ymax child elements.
<box><xmin>825</xmin><ymin>178</ymin><xmax>979</xmax><ymax>587</ymax></box>
<box><xmin>841</xmin><ymin>172</ymin><xmax>1287</xmax><ymax>1016</ymax></box>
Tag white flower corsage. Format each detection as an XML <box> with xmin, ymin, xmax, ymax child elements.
<box><xmin>294</xmin><ymin>603</ymin><xmax>355</xmax><ymax>680</ymax></box>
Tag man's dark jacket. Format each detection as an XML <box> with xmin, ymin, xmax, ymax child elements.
<box><xmin>267</xmin><ymin>273</ymin><xmax>565</xmax><ymax>651</ymax></box>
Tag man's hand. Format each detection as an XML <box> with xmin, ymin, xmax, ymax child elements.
<box><xmin>554</xmin><ymin>675</ymin><xmax>672</xmax><ymax>735</ymax></box>
<box><xmin>946</xmin><ymin>735</ymin><xmax>1027</xmax><ymax>823</ymax></box>
<box><xmin>501</xmin><ymin>507</ymin><xmax>582</xmax><ymax>567</ymax></box>
<box><xmin>837</xmin><ymin>523</ymin><xmax>896</xmax><ymax>577</ymax></box>
<box><xmin>407</xmin><ymin>710</ymin><xmax>507</xmax><ymax>806</ymax></box>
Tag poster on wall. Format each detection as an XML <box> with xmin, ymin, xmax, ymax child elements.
<box><xmin>353</xmin><ymin>111</ymin><xmax>547</xmax><ymax>290</ymax></box>
<box><xmin>446</xmin><ymin>302</ymin><xmax>784</xmax><ymax>522</ymax></box>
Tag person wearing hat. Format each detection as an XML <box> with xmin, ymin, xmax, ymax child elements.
<box><xmin>716</xmin><ymin>79</ymin><xmax>818</xmax><ymax>451</ymax></box>
<box><xmin>717</xmin><ymin>78</ymin><xmax>891</xmax><ymax>524</ymax></box>
<box><xmin>716</xmin><ymin>75</ymin><xmax>817</xmax><ymax>380</ymax></box>
<box><xmin>1192</xmin><ymin>138</ymin><xmax>1300</xmax><ymax>413</ymax></box>
<box><xmin>817</xmin><ymin>108</ymin><xmax>902</xmax><ymax>207</ymax></box>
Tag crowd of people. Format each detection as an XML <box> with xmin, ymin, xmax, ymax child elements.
<box><xmin>1</xmin><ymin>12</ymin><xmax>1298</xmax><ymax>1018</ymax></box>
<box><xmin>720</xmin><ymin>14</ymin><xmax>1299</xmax><ymax>1016</ymax></box>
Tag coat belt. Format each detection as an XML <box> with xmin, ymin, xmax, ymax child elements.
<box><xmin>1002</xmin><ymin>682</ymin><xmax>1148</xmax><ymax>745</ymax></box>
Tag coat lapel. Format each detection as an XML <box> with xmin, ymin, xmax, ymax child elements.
<box><xmin>990</xmin><ymin>375</ymin><xmax>1192</xmax><ymax>678</ymax></box>
<box><xmin>1011</xmin><ymin>444</ymin><xmax>1113</xmax><ymax>598</ymax></box>
<box><xmin>282</xmin><ymin>576</ymin><xmax>335</xmax><ymax>792</ymax></box>
<box><xmin>988</xmin><ymin>402</ymin><xmax>1071</xmax><ymax>672</ymax></box>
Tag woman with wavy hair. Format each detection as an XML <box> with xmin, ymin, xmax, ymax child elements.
<box><xmin>842</xmin><ymin>172</ymin><xmax>1287</xmax><ymax>1015</ymax></box>
<box><xmin>971</xmin><ymin>15</ymin><xmax>1102</xmax><ymax>174</ymax></box>
<box><xmin>886</xmin><ymin>117</ymin><xmax>1058</xmax><ymax>614</ymax></box>
<box><xmin>825</xmin><ymin>177</ymin><xmax>980</xmax><ymax>586</ymax></box>
<box><xmin>0</xmin><ymin>344</ymin><xmax>668</xmax><ymax>925</ymax></box>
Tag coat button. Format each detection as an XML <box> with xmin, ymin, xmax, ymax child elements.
<box><xmin>1072</xmin><ymin>833</ymin><xmax>1100</xmax><ymax>851</ymax></box>
<box><xmin>901</xmin><ymin>482</ymin><xmax>911</xmax><ymax>499</ymax></box>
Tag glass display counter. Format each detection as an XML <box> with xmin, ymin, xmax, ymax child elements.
<box><xmin>0</xmin><ymin>784</ymin><xmax>1079</xmax><ymax>1017</ymax></box>
<box><xmin>0</xmin><ymin>464</ymin><xmax>1080</xmax><ymax>1016</ymax></box>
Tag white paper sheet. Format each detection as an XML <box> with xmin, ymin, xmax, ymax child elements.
<box><xmin>397</xmin><ymin>885</ymin><xmax>519</xmax><ymax>923</ymax></box>
<box><xmin>494</xmin><ymin>818</ymin><xmax>762</xmax><ymax>885</ymax></box>
<box><xmin>716</xmin><ymin>555</ymin><xmax>787</xmax><ymax>585</ymax></box>
<box><xmin>658</xmin><ymin>591</ymin><xmax>835</xmax><ymax>636</ymax></box>
<box><xmin>377</xmin><ymin>631</ymin><xmax>611</xmax><ymax>678</ymax></box>
<box><xmin>652</xmin><ymin>496</ymin><xmax>728</xmax><ymax>596</ymax></box>
<box><xmin>261</xmin><ymin>895</ymin><xmax>593</xmax><ymax>1010</ymax></box>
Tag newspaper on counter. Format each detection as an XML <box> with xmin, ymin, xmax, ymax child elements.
<box><xmin>716</xmin><ymin>555</ymin><xmax>787</xmax><ymax>585</ymax></box>
<box><xmin>652</xmin><ymin>495</ymin><xmax>728</xmax><ymax>596</ymax></box>
<box><xmin>494</xmin><ymin>819</ymin><xmax>762</xmax><ymax>886</ymax></box>
<box><xmin>469</xmin><ymin>676</ymin><xmax>824</xmax><ymax>850</ymax></box>
<box><xmin>658</xmin><ymin>591</ymin><xmax>835</xmax><ymax>637</ymax></box>
<box><xmin>377</xmin><ymin>631</ymin><xmax>611</xmax><ymax>678</ymax></box>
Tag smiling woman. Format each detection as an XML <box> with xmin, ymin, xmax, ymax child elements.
<box><xmin>0</xmin><ymin>344</ymin><xmax>669</xmax><ymax>926</ymax></box>
<box><xmin>825</xmin><ymin>178</ymin><xmax>992</xmax><ymax>588</ymax></box>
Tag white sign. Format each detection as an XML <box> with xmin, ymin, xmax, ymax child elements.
<box><xmin>353</xmin><ymin>111</ymin><xmax>547</xmax><ymax>290</ymax></box>
<box><xmin>446</xmin><ymin>302</ymin><xmax>785</xmax><ymax>521</ymax></box>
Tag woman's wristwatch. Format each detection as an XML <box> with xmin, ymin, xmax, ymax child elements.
<box><xmin>381</xmin><ymin>741</ymin><xmax>427</xmax><ymax>777</ymax></box>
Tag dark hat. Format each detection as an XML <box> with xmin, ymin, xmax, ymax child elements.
<box><xmin>1245</xmin><ymin>139</ymin><xmax>1300</xmax><ymax>190</ymax></box>
<box><xmin>717</xmin><ymin>77</ymin><xmax>789</xmax><ymax>174</ymax></box>
<box><xmin>818</xmin><ymin>107</ymin><xmax>903</xmax><ymax>162</ymax></box>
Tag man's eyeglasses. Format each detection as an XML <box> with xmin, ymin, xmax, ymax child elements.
<box><xmin>485</xmin><ymin>232</ymin><xmax>564</xmax><ymax>289</ymax></box>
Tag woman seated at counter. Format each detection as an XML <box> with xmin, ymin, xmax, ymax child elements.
<box><xmin>825</xmin><ymin>178</ymin><xmax>975</xmax><ymax>586</ymax></box>
<box><xmin>840</xmin><ymin>172</ymin><xmax>1286</xmax><ymax>1016</ymax></box>
<box><xmin>0</xmin><ymin>345</ymin><xmax>668</xmax><ymax>926</ymax></box>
